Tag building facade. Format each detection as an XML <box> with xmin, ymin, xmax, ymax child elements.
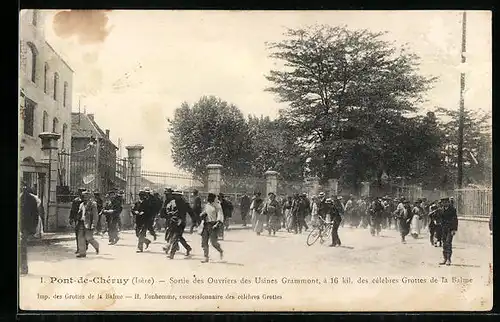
<box><xmin>19</xmin><ymin>9</ymin><xmax>74</xmax><ymax>199</ymax></box>
<box><xmin>70</xmin><ymin>113</ymin><xmax>119</xmax><ymax>194</ymax></box>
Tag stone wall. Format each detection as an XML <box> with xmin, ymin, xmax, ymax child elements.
<box><xmin>455</xmin><ymin>216</ymin><xmax>492</xmax><ymax>247</ymax></box>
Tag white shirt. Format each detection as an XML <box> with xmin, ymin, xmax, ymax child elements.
<box><xmin>79</xmin><ymin>202</ymin><xmax>86</xmax><ymax>222</ymax></box>
<box><xmin>203</xmin><ymin>202</ymin><xmax>224</xmax><ymax>222</ymax></box>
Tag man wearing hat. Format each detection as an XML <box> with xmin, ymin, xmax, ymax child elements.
<box><xmin>75</xmin><ymin>190</ymin><xmax>100</xmax><ymax>258</ymax></box>
<box><xmin>190</xmin><ymin>189</ymin><xmax>202</xmax><ymax>233</ymax></box>
<box><xmin>261</xmin><ymin>192</ymin><xmax>282</xmax><ymax>235</ymax></box>
<box><xmin>428</xmin><ymin>202</ymin><xmax>441</xmax><ymax>247</ymax></box>
<box><xmin>143</xmin><ymin>187</ymin><xmax>158</xmax><ymax>241</ymax></box>
<box><xmin>218</xmin><ymin>193</ymin><xmax>234</xmax><ymax>240</ymax></box>
<box><xmin>132</xmin><ymin>190</ymin><xmax>152</xmax><ymax>252</ymax></box>
<box><xmin>368</xmin><ymin>197</ymin><xmax>384</xmax><ymax>237</ymax></box>
<box><xmin>69</xmin><ymin>188</ymin><xmax>86</xmax><ymax>253</ymax></box>
<box><xmin>395</xmin><ymin>199</ymin><xmax>412</xmax><ymax>243</ymax></box>
<box><xmin>102</xmin><ymin>189</ymin><xmax>123</xmax><ymax>245</ymax></box>
<box><xmin>161</xmin><ymin>188</ymin><xmax>193</xmax><ymax>259</ymax></box>
<box><xmin>94</xmin><ymin>191</ymin><xmax>104</xmax><ymax>235</ymax></box>
<box><xmin>439</xmin><ymin>197</ymin><xmax>458</xmax><ymax>265</ymax></box>
<box><xmin>200</xmin><ymin>193</ymin><xmax>224</xmax><ymax>263</ymax></box>
<box><xmin>239</xmin><ymin>192</ymin><xmax>251</xmax><ymax>227</ymax></box>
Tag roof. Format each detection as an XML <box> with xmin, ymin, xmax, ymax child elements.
<box><xmin>71</xmin><ymin>113</ymin><xmax>118</xmax><ymax>150</ymax></box>
<box><xmin>44</xmin><ymin>40</ymin><xmax>75</xmax><ymax>73</ymax></box>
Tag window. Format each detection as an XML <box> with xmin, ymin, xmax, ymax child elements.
<box><xmin>53</xmin><ymin>73</ymin><xmax>59</xmax><ymax>100</ymax></box>
<box><xmin>44</xmin><ymin>63</ymin><xmax>49</xmax><ymax>93</ymax></box>
<box><xmin>23</xmin><ymin>97</ymin><xmax>35</xmax><ymax>136</ymax></box>
<box><xmin>26</xmin><ymin>42</ymin><xmax>38</xmax><ymax>83</ymax></box>
<box><xmin>62</xmin><ymin>124</ymin><xmax>67</xmax><ymax>149</ymax></box>
<box><xmin>63</xmin><ymin>82</ymin><xmax>68</xmax><ymax>107</ymax></box>
<box><xmin>52</xmin><ymin>117</ymin><xmax>59</xmax><ymax>133</ymax></box>
<box><xmin>32</xmin><ymin>10</ymin><xmax>38</xmax><ymax>26</ymax></box>
<box><xmin>42</xmin><ymin>111</ymin><xmax>48</xmax><ymax>132</ymax></box>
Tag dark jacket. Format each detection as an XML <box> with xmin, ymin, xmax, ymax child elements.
<box><xmin>220</xmin><ymin>199</ymin><xmax>234</xmax><ymax>219</ymax></box>
<box><xmin>240</xmin><ymin>195</ymin><xmax>251</xmax><ymax>212</ymax></box>
<box><xmin>69</xmin><ymin>197</ymin><xmax>82</xmax><ymax>222</ymax></box>
<box><xmin>20</xmin><ymin>191</ymin><xmax>39</xmax><ymax>235</ymax></box>
<box><xmin>192</xmin><ymin>196</ymin><xmax>202</xmax><ymax>216</ymax></box>
<box><xmin>441</xmin><ymin>205</ymin><xmax>458</xmax><ymax>231</ymax></box>
<box><xmin>318</xmin><ymin>198</ymin><xmax>330</xmax><ymax>220</ymax></box>
<box><xmin>103</xmin><ymin>196</ymin><xmax>123</xmax><ymax>218</ymax></box>
<box><xmin>77</xmin><ymin>200</ymin><xmax>98</xmax><ymax>229</ymax></box>
<box><xmin>162</xmin><ymin>195</ymin><xmax>193</xmax><ymax>224</ymax></box>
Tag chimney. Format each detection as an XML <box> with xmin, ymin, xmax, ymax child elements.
<box><xmin>105</xmin><ymin>129</ymin><xmax>110</xmax><ymax>138</ymax></box>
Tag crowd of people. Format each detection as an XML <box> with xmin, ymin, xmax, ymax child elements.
<box><xmin>19</xmin><ymin>183</ymin><xmax>474</xmax><ymax>274</ymax></box>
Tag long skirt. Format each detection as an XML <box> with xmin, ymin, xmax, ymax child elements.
<box><xmin>268</xmin><ymin>215</ymin><xmax>281</xmax><ymax>233</ymax></box>
<box><xmin>285</xmin><ymin>209</ymin><xmax>294</xmax><ymax>231</ymax></box>
<box><xmin>254</xmin><ymin>214</ymin><xmax>267</xmax><ymax>234</ymax></box>
<box><xmin>410</xmin><ymin>215</ymin><xmax>421</xmax><ymax>236</ymax></box>
<box><xmin>251</xmin><ymin>210</ymin><xmax>258</xmax><ymax>228</ymax></box>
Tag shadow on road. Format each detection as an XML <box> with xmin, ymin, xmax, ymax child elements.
<box><xmin>451</xmin><ymin>264</ymin><xmax>481</xmax><ymax>268</ymax></box>
<box><xmin>220</xmin><ymin>240</ymin><xmax>244</xmax><ymax>243</ymax></box>
<box><xmin>338</xmin><ymin>245</ymin><xmax>355</xmax><ymax>249</ymax></box>
<box><xmin>28</xmin><ymin>242</ymin><xmax>115</xmax><ymax>263</ymax></box>
<box><xmin>212</xmin><ymin>261</ymin><xmax>244</xmax><ymax>267</ymax></box>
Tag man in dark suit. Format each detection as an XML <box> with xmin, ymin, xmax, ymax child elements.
<box><xmin>439</xmin><ymin>197</ymin><xmax>458</xmax><ymax>266</ymax></box>
<box><xmin>19</xmin><ymin>183</ymin><xmax>39</xmax><ymax>275</ymax></box>
<box><xmin>240</xmin><ymin>192</ymin><xmax>251</xmax><ymax>227</ymax></box>
<box><xmin>190</xmin><ymin>189</ymin><xmax>202</xmax><ymax>234</ymax></box>
<box><xmin>69</xmin><ymin>188</ymin><xmax>86</xmax><ymax>254</ymax></box>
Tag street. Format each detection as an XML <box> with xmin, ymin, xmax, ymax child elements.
<box><xmin>20</xmin><ymin>225</ymin><xmax>492</xmax><ymax>311</ymax></box>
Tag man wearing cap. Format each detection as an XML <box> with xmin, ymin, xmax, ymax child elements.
<box><xmin>102</xmin><ymin>190</ymin><xmax>123</xmax><ymax>245</ymax></box>
<box><xmin>200</xmin><ymin>193</ymin><xmax>224</xmax><ymax>263</ymax></box>
<box><xmin>143</xmin><ymin>188</ymin><xmax>158</xmax><ymax>241</ymax></box>
<box><xmin>428</xmin><ymin>202</ymin><xmax>441</xmax><ymax>247</ymax></box>
<box><xmin>439</xmin><ymin>197</ymin><xmax>458</xmax><ymax>265</ymax></box>
<box><xmin>240</xmin><ymin>192</ymin><xmax>251</xmax><ymax>227</ymax></box>
<box><xmin>75</xmin><ymin>190</ymin><xmax>100</xmax><ymax>258</ymax></box>
<box><xmin>132</xmin><ymin>190</ymin><xmax>152</xmax><ymax>252</ymax></box>
<box><xmin>218</xmin><ymin>193</ymin><xmax>234</xmax><ymax>240</ymax></box>
<box><xmin>368</xmin><ymin>197</ymin><xmax>384</xmax><ymax>236</ymax></box>
<box><xmin>395</xmin><ymin>199</ymin><xmax>412</xmax><ymax>243</ymax></box>
<box><xmin>161</xmin><ymin>188</ymin><xmax>192</xmax><ymax>259</ymax></box>
<box><xmin>69</xmin><ymin>188</ymin><xmax>86</xmax><ymax>253</ymax></box>
<box><xmin>94</xmin><ymin>191</ymin><xmax>104</xmax><ymax>235</ymax></box>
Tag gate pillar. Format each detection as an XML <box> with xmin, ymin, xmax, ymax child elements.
<box><xmin>39</xmin><ymin>132</ymin><xmax>60</xmax><ymax>232</ymax></box>
<box><xmin>206</xmin><ymin>164</ymin><xmax>222</xmax><ymax>194</ymax></box>
<box><xmin>126</xmin><ymin>145</ymin><xmax>144</xmax><ymax>203</ymax></box>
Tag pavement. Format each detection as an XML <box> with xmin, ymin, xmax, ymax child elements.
<box><xmin>19</xmin><ymin>225</ymin><xmax>493</xmax><ymax>312</ymax></box>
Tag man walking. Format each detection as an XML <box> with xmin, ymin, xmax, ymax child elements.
<box><xmin>69</xmin><ymin>188</ymin><xmax>85</xmax><ymax>253</ymax></box>
<box><xmin>102</xmin><ymin>190</ymin><xmax>123</xmax><ymax>245</ymax></box>
<box><xmin>94</xmin><ymin>191</ymin><xmax>104</xmax><ymax>235</ymax></box>
<box><xmin>19</xmin><ymin>183</ymin><xmax>39</xmax><ymax>275</ymax></box>
<box><xmin>143</xmin><ymin>188</ymin><xmax>158</xmax><ymax>241</ymax></box>
<box><xmin>240</xmin><ymin>192</ymin><xmax>251</xmax><ymax>227</ymax></box>
<box><xmin>329</xmin><ymin>198</ymin><xmax>343</xmax><ymax>247</ymax></box>
<box><xmin>369</xmin><ymin>197</ymin><xmax>384</xmax><ymax>236</ymax></box>
<box><xmin>132</xmin><ymin>190</ymin><xmax>152</xmax><ymax>253</ymax></box>
<box><xmin>190</xmin><ymin>189</ymin><xmax>202</xmax><ymax>233</ymax></box>
<box><xmin>75</xmin><ymin>190</ymin><xmax>99</xmax><ymax>258</ymax></box>
<box><xmin>162</xmin><ymin>188</ymin><xmax>192</xmax><ymax>259</ymax></box>
<box><xmin>428</xmin><ymin>203</ymin><xmax>441</xmax><ymax>247</ymax></box>
<box><xmin>218</xmin><ymin>193</ymin><xmax>233</xmax><ymax>240</ymax></box>
<box><xmin>439</xmin><ymin>197</ymin><xmax>458</xmax><ymax>266</ymax></box>
<box><xmin>200</xmin><ymin>193</ymin><xmax>224</xmax><ymax>263</ymax></box>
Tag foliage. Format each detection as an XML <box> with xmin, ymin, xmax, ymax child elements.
<box><xmin>265</xmin><ymin>25</ymin><xmax>436</xmax><ymax>190</ymax></box>
<box><xmin>168</xmin><ymin>96</ymin><xmax>253</xmax><ymax>183</ymax></box>
<box><xmin>433</xmin><ymin>107</ymin><xmax>491</xmax><ymax>188</ymax></box>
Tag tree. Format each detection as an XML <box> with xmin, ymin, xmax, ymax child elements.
<box><xmin>247</xmin><ymin>115</ymin><xmax>306</xmax><ymax>181</ymax></box>
<box><xmin>168</xmin><ymin>96</ymin><xmax>253</xmax><ymax>183</ymax></box>
<box><xmin>434</xmin><ymin>107</ymin><xmax>491</xmax><ymax>188</ymax></box>
<box><xmin>265</xmin><ymin>25</ymin><xmax>436</xmax><ymax>191</ymax></box>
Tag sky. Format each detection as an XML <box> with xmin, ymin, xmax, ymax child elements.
<box><xmin>41</xmin><ymin>10</ymin><xmax>492</xmax><ymax>173</ymax></box>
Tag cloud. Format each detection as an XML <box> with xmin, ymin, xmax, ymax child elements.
<box><xmin>52</xmin><ymin>10</ymin><xmax>113</xmax><ymax>45</ymax></box>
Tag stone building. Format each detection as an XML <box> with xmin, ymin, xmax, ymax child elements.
<box><xmin>71</xmin><ymin>112</ymin><xmax>118</xmax><ymax>194</ymax></box>
<box><xmin>19</xmin><ymin>9</ymin><xmax>74</xmax><ymax>198</ymax></box>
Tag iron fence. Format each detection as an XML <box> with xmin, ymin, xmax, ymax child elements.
<box><xmin>453</xmin><ymin>188</ymin><xmax>492</xmax><ymax>218</ymax></box>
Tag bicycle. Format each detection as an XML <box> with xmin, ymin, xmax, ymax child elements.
<box><xmin>306</xmin><ymin>216</ymin><xmax>334</xmax><ymax>246</ymax></box>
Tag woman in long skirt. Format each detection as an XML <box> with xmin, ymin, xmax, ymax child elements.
<box><xmin>410</xmin><ymin>199</ymin><xmax>423</xmax><ymax>239</ymax></box>
<box><xmin>282</xmin><ymin>196</ymin><xmax>293</xmax><ymax>232</ymax></box>
<box><xmin>250</xmin><ymin>192</ymin><xmax>263</xmax><ymax>228</ymax></box>
<box><xmin>262</xmin><ymin>192</ymin><xmax>281</xmax><ymax>235</ymax></box>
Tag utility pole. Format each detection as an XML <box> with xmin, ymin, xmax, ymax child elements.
<box><xmin>457</xmin><ymin>11</ymin><xmax>467</xmax><ymax>189</ymax></box>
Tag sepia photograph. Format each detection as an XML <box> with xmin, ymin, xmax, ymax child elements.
<box><xmin>18</xmin><ymin>9</ymin><xmax>492</xmax><ymax>312</ymax></box>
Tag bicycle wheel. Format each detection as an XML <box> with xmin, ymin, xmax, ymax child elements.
<box><xmin>306</xmin><ymin>226</ymin><xmax>321</xmax><ymax>246</ymax></box>
<box><xmin>320</xmin><ymin>224</ymin><xmax>333</xmax><ymax>244</ymax></box>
